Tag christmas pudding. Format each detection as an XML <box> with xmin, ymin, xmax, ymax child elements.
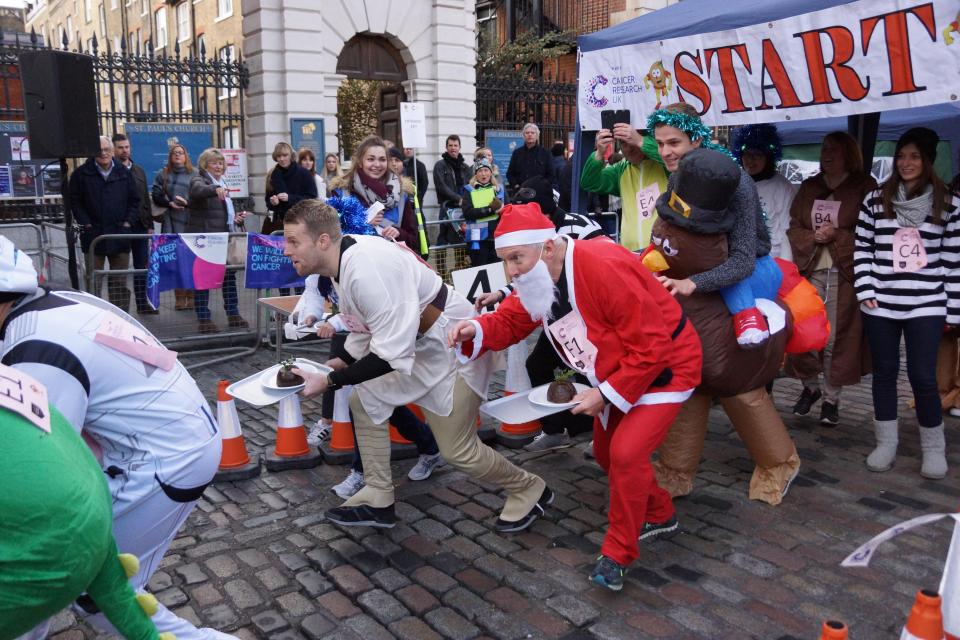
<box><xmin>276</xmin><ymin>359</ymin><xmax>304</xmax><ymax>388</ymax></box>
<box><xmin>547</xmin><ymin>369</ymin><xmax>577</xmax><ymax>403</ymax></box>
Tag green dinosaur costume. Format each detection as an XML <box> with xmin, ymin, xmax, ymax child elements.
<box><xmin>0</xmin><ymin>398</ymin><xmax>162</xmax><ymax>640</ymax></box>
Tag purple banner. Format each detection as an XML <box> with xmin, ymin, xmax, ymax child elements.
<box><xmin>146</xmin><ymin>233</ymin><xmax>227</xmax><ymax>309</ymax></box>
<box><xmin>244</xmin><ymin>233</ymin><xmax>305</xmax><ymax>289</ymax></box>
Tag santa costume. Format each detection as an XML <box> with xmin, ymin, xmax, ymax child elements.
<box><xmin>456</xmin><ymin>204</ymin><xmax>702</xmax><ymax>589</ymax></box>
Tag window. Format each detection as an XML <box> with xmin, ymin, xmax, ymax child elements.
<box><xmin>86</xmin><ymin>37</ymin><xmax>94</xmax><ymax>52</ymax></box>
<box><xmin>66</xmin><ymin>15</ymin><xmax>73</xmax><ymax>41</ymax></box>
<box><xmin>180</xmin><ymin>85</ymin><xmax>192</xmax><ymax>111</ymax></box>
<box><xmin>155</xmin><ymin>7</ymin><xmax>167</xmax><ymax>48</ymax></box>
<box><xmin>218</xmin><ymin>45</ymin><xmax>237</xmax><ymax>99</ymax></box>
<box><xmin>476</xmin><ymin>2</ymin><xmax>497</xmax><ymax>58</ymax></box>
<box><xmin>113</xmin><ymin>35</ymin><xmax>120</xmax><ymax>53</ymax></box>
<box><xmin>83</xmin><ymin>0</ymin><xmax>91</xmax><ymax>22</ymax></box>
<box><xmin>176</xmin><ymin>2</ymin><xmax>190</xmax><ymax>42</ymax></box>
<box><xmin>132</xmin><ymin>90</ymin><xmax>141</xmax><ymax>113</ymax></box>
<box><xmin>57</xmin><ymin>24</ymin><xmax>65</xmax><ymax>47</ymax></box>
<box><xmin>158</xmin><ymin>84</ymin><xmax>170</xmax><ymax>114</ymax></box>
<box><xmin>140</xmin><ymin>0</ymin><xmax>147</xmax><ymax>16</ymax></box>
<box><xmin>217</xmin><ymin>0</ymin><xmax>232</xmax><ymax>19</ymax></box>
<box><xmin>196</xmin><ymin>33</ymin><xmax>205</xmax><ymax>57</ymax></box>
<box><xmin>222</xmin><ymin>126</ymin><xmax>239</xmax><ymax>149</ymax></box>
<box><xmin>99</xmin><ymin>4</ymin><xmax>106</xmax><ymax>37</ymax></box>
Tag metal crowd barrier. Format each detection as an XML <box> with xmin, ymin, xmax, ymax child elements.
<box><xmin>86</xmin><ymin>232</ymin><xmax>270</xmax><ymax>368</ymax></box>
<box><xmin>0</xmin><ymin>222</ymin><xmax>44</xmax><ymax>278</ymax></box>
<box><xmin>40</xmin><ymin>221</ymin><xmax>85</xmax><ymax>286</ymax></box>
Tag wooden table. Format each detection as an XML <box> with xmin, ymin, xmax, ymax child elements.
<box><xmin>257</xmin><ymin>295</ymin><xmax>301</xmax><ymax>360</ymax></box>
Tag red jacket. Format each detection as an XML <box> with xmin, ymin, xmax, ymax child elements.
<box><xmin>458</xmin><ymin>237</ymin><xmax>702</xmax><ymax>414</ymax></box>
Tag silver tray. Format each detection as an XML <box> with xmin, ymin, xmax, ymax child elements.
<box><xmin>479</xmin><ymin>383</ymin><xmax>574</xmax><ymax>423</ymax></box>
<box><xmin>226</xmin><ymin>358</ymin><xmax>332</xmax><ymax>407</ymax></box>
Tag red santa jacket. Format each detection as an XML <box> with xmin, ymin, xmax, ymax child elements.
<box><xmin>458</xmin><ymin>237</ymin><xmax>702</xmax><ymax>414</ymax></box>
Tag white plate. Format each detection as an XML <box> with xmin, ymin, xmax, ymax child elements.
<box><xmin>528</xmin><ymin>382</ymin><xmax>591</xmax><ymax>409</ymax></box>
<box><xmin>259</xmin><ymin>361</ymin><xmax>320</xmax><ymax>391</ymax></box>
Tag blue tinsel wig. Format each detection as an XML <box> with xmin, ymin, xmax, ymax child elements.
<box><xmin>730</xmin><ymin>124</ymin><xmax>783</xmax><ymax>165</ymax></box>
<box><xmin>325</xmin><ymin>195</ymin><xmax>378</xmax><ymax>236</ymax></box>
<box><xmin>646</xmin><ymin>108</ymin><xmax>734</xmax><ymax>160</ymax></box>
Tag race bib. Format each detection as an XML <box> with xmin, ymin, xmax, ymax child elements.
<box><xmin>547</xmin><ymin>310</ymin><xmax>598</xmax><ymax>375</ymax></box>
<box><xmin>94</xmin><ymin>313</ymin><xmax>178</xmax><ymax>371</ymax></box>
<box><xmin>467</xmin><ymin>223</ymin><xmax>487</xmax><ymax>242</ymax></box>
<box><xmin>339</xmin><ymin>314</ymin><xmax>371</xmax><ymax>334</ymax></box>
<box><xmin>892</xmin><ymin>227</ymin><xmax>928</xmax><ymax>273</ymax></box>
<box><xmin>636</xmin><ymin>183</ymin><xmax>660</xmax><ymax>221</ymax></box>
<box><xmin>810</xmin><ymin>199</ymin><xmax>840</xmax><ymax>231</ymax></box>
<box><xmin>0</xmin><ymin>363</ymin><xmax>51</xmax><ymax>433</ymax></box>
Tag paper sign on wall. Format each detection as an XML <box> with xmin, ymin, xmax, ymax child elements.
<box><xmin>400</xmin><ymin>103</ymin><xmax>427</xmax><ymax>149</ymax></box>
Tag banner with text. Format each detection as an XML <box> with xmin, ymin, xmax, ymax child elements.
<box><xmin>578</xmin><ymin>0</ymin><xmax>960</xmax><ymax>129</ymax></box>
<box><xmin>147</xmin><ymin>233</ymin><xmax>228</xmax><ymax>309</ymax></box>
<box><xmin>244</xmin><ymin>233</ymin><xmax>305</xmax><ymax>289</ymax></box>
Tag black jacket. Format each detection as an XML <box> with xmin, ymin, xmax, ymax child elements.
<box><xmin>507</xmin><ymin>144</ymin><xmax>552</xmax><ymax>192</ymax></box>
<box><xmin>69</xmin><ymin>158</ymin><xmax>140</xmax><ymax>255</ymax></box>
<box><xmin>403</xmin><ymin>156</ymin><xmax>429</xmax><ymax>204</ymax></box>
<box><xmin>267</xmin><ymin>163</ymin><xmax>318</xmax><ymax>222</ymax></box>
<box><xmin>433</xmin><ymin>153</ymin><xmax>470</xmax><ymax>207</ymax></box>
<box><xmin>126</xmin><ymin>161</ymin><xmax>152</xmax><ymax>231</ymax></box>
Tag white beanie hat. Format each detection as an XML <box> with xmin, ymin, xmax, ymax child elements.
<box><xmin>0</xmin><ymin>236</ymin><xmax>39</xmax><ymax>295</ymax></box>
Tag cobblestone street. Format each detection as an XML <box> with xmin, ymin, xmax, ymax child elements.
<box><xmin>51</xmin><ymin>344</ymin><xmax>958</xmax><ymax>640</ymax></box>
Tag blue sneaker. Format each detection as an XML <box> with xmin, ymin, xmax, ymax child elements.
<box><xmin>589</xmin><ymin>555</ymin><xmax>625</xmax><ymax>591</ymax></box>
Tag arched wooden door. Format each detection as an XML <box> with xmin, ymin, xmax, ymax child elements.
<box><xmin>336</xmin><ymin>35</ymin><xmax>407</xmax><ymax>145</ymax></box>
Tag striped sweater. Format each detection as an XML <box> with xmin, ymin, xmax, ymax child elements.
<box><xmin>853</xmin><ymin>188</ymin><xmax>960</xmax><ymax>323</ymax></box>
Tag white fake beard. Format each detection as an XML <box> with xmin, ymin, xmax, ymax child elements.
<box><xmin>513</xmin><ymin>258</ymin><xmax>558</xmax><ymax>322</ymax></box>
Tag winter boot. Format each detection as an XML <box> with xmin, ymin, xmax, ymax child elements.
<box><xmin>919</xmin><ymin>424</ymin><xmax>948</xmax><ymax>480</ymax></box>
<box><xmin>866</xmin><ymin>418</ymin><xmax>898</xmax><ymax>472</ymax></box>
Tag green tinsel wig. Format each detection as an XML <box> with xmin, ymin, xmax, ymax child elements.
<box><xmin>646</xmin><ymin>109</ymin><xmax>734</xmax><ymax>160</ymax></box>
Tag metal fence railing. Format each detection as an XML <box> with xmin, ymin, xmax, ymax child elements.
<box><xmin>0</xmin><ymin>222</ymin><xmax>44</xmax><ymax>277</ymax></box>
<box><xmin>39</xmin><ymin>221</ymin><xmax>84</xmax><ymax>285</ymax></box>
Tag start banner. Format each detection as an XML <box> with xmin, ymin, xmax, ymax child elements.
<box><xmin>578</xmin><ymin>0</ymin><xmax>960</xmax><ymax>129</ymax></box>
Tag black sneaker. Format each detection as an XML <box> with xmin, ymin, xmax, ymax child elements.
<box><xmin>589</xmin><ymin>555</ymin><xmax>625</xmax><ymax>591</ymax></box>
<box><xmin>792</xmin><ymin>387</ymin><xmax>822</xmax><ymax>416</ymax></box>
<box><xmin>819</xmin><ymin>401</ymin><xmax>839</xmax><ymax>426</ymax></box>
<box><xmin>324</xmin><ymin>503</ymin><xmax>397</xmax><ymax>529</ymax></box>
<box><xmin>495</xmin><ymin>486</ymin><xmax>554</xmax><ymax>533</ymax></box>
<box><xmin>639</xmin><ymin>515</ymin><xmax>680</xmax><ymax>541</ymax></box>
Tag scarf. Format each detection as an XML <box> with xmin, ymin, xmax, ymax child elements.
<box><xmin>353</xmin><ymin>169</ymin><xmax>399</xmax><ymax>210</ymax></box>
<box><xmin>893</xmin><ymin>182</ymin><xmax>933</xmax><ymax>228</ymax></box>
<box><xmin>443</xmin><ymin>152</ymin><xmax>467</xmax><ymax>189</ymax></box>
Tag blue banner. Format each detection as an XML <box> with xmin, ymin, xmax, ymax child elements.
<box><xmin>485</xmin><ymin>130</ymin><xmax>523</xmax><ymax>184</ymax></box>
<box><xmin>146</xmin><ymin>233</ymin><xmax>228</xmax><ymax>309</ymax></box>
<box><xmin>244</xmin><ymin>233</ymin><xmax>305</xmax><ymax>289</ymax></box>
<box><xmin>291</xmin><ymin>118</ymin><xmax>325</xmax><ymax>161</ymax></box>
<box><xmin>124</xmin><ymin>123</ymin><xmax>215</xmax><ymax>183</ymax></box>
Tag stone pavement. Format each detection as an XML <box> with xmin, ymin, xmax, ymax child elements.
<box><xmin>49</xmin><ymin>343</ymin><xmax>958</xmax><ymax>640</ymax></box>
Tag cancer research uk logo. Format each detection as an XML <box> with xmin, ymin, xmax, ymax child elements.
<box><xmin>585</xmin><ymin>71</ymin><xmax>644</xmax><ymax>109</ymax></box>
<box><xmin>585</xmin><ymin>74</ymin><xmax>609</xmax><ymax>108</ymax></box>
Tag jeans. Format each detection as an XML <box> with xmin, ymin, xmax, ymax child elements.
<box><xmin>193</xmin><ymin>269</ymin><xmax>239</xmax><ymax>321</ymax></box>
<box><xmin>862</xmin><ymin>312</ymin><xmax>944</xmax><ymax>428</ymax></box>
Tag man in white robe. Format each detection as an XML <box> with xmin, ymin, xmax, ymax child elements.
<box><xmin>284</xmin><ymin>200</ymin><xmax>551</xmax><ymax>531</ymax></box>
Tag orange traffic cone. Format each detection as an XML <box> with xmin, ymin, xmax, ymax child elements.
<box><xmin>901</xmin><ymin>589</ymin><xmax>945</xmax><ymax>640</ymax></box>
<box><xmin>820</xmin><ymin>620</ymin><xmax>848</xmax><ymax>639</ymax></box>
<box><xmin>495</xmin><ymin>341</ymin><xmax>541</xmax><ymax>448</ymax></box>
<box><xmin>387</xmin><ymin>403</ymin><xmax>420</xmax><ymax>460</ymax></box>
<box><xmin>319</xmin><ymin>385</ymin><xmax>355</xmax><ymax>464</ymax></box>
<box><xmin>264</xmin><ymin>393</ymin><xmax>321</xmax><ymax>471</ymax></box>
<box><xmin>213</xmin><ymin>381</ymin><xmax>260</xmax><ymax>482</ymax></box>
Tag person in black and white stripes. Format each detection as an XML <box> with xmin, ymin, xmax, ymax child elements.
<box><xmin>854</xmin><ymin>127</ymin><xmax>960</xmax><ymax>480</ymax></box>
<box><xmin>474</xmin><ymin>176</ymin><xmax>607</xmax><ymax>452</ymax></box>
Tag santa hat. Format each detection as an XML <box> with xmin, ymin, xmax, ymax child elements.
<box><xmin>494</xmin><ymin>203</ymin><xmax>557</xmax><ymax>249</ymax></box>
